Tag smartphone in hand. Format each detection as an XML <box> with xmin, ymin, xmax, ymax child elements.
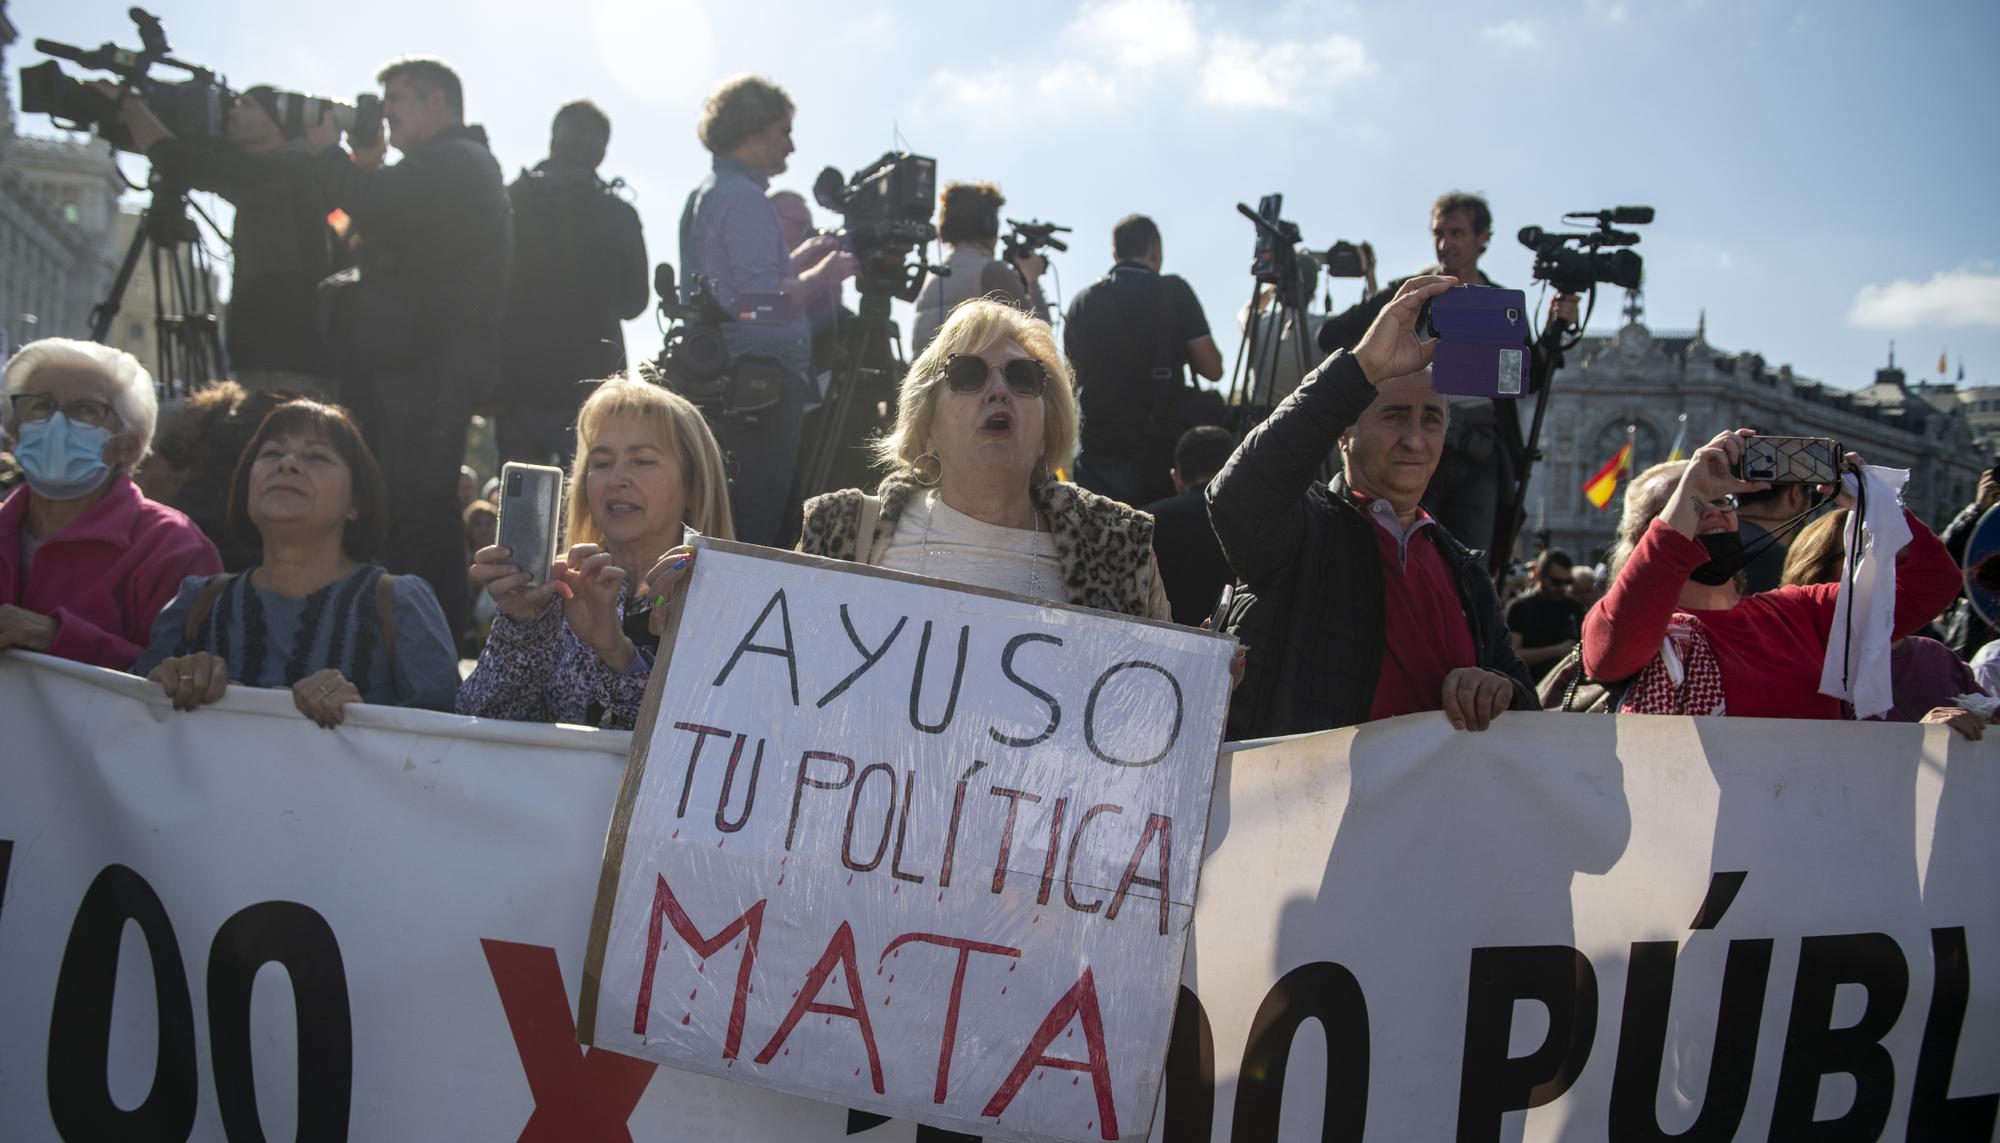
<box><xmin>496</xmin><ymin>462</ymin><xmax>564</xmax><ymax>588</ymax></box>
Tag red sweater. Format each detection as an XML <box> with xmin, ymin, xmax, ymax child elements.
<box><xmin>1582</xmin><ymin>513</ymin><xmax>1959</xmax><ymax>719</ymax></box>
<box><xmin>1366</xmin><ymin>517</ymin><xmax>1478</xmax><ymax>720</ymax></box>
<box><xmin>0</xmin><ymin>476</ymin><xmax>222</xmax><ymax>669</ymax></box>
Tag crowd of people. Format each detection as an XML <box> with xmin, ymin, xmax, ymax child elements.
<box><xmin>4</xmin><ymin>61</ymin><xmax>1997</xmax><ymax>746</ymax></box>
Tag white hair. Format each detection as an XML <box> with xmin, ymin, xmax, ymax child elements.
<box><xmin>1</xmin><ymin>338</ymin><xmax>159</xmax><ymax>462</ymax></box>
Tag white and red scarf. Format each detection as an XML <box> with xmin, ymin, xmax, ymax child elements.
<box><xmin>1618</xmin><ymin>613</ymin><xmax>1727</xmax><ymax>716</ymax></box>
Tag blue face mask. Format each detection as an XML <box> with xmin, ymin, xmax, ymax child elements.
<box><xmin>13</xmin><ymin>411</ymin><xmax>116</xmax><ymax>500</ymax></box>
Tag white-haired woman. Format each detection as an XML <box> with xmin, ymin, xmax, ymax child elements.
<box><xmin>458</xmin><ymin>375</ymin><xmax>735</xmax><ymax>729</ymax></box>
<box><xmin>1</xmin><ymin>338</ymin><xmax>221</xmax><ymax>667</ymax></box>
<box><xmin>791</xmin><ymin>298</ymin><xmax>1171</xmax><ymax>617</ymax></box>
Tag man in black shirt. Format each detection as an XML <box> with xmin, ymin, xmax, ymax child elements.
<box><xmin>1063</xmin><ymin>214</ymin><xmax>1222</xmax><ymax>507</ymax></box>
<box><xmin>1505</xmin><ymin>548</ymin><xmax>1584</xmax><ymax>683</ymax></box>
<box><xmin>1142</xmin><ymin>425</ymin><xmax>1237</xmax><ymax>627</ymax></box>
<box><xmin>496</xmin><ymin>100</ymin><xmax>648</xmax><ymax>466</ymax></box>
<box><xmin>113</xmin><ymin>87</ymin><xmax>335</xmax><ymax>396</ymax></box>
<box><xmin>304</xmin><ymin>56</ymin><xmax>510</xmax><ymax>633</ymax></box>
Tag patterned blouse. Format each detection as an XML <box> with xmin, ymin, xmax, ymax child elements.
<box><xmin>455</xmin><ymin>581</ymin><xmax>655</xmax><ymax>729</ymax></box>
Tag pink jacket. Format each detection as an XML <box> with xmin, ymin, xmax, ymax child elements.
<box><xmin>0</xmin><ymin>475</ymin><xmax>222</xmax><ymax>669</ymax></box>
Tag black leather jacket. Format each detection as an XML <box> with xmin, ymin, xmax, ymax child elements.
<box><xmin>1205</xmin><ymin>350</ymin><xmax>1537</xmax><ymax>738</ymax></box>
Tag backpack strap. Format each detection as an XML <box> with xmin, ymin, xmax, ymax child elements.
<box><xmin>182</xmin><ymin>574</ymin><xmax>237</xmax><ymax>648</ymax></box>
<box><xmin>374</xmin><ymin>572</ymin><xmax>398</xmax><ymax>659</ymax></box>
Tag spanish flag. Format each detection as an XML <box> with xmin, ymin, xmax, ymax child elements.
<box><xmin>1583</xmin><ymin>441</ymin><xmax>1633</xmax><ymax>509</ymax></box>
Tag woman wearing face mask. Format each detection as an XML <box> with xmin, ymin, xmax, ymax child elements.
<box><xmin>1581</xmin><ymin>429</ymin><xmax>1959</xmax><ymax>717</ymax></box>
<box><xmin>0</xmin><ymin>339</ymin><xmax>222</xmax><ymax>667</ymax></box>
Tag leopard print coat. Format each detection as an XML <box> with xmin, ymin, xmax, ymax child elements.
<box><xmin>798</xmin><ymin>471</ymin><xmax>1174</xmax><ymax>622</ymax></box>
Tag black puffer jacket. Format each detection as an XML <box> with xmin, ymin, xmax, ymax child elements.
<box><xmin>1205</xmin><ymin>350</ymin><xmax>1537</xmax><ymax>739</ymax></box>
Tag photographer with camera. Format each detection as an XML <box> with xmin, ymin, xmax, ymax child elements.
<box><xmin>106</xmin><ymin>86</ymin><xmax>336</xmax><ymax>396</ymax></box>
<box><xmin>496</xmin><ymin>100</ymin><xmax>649</xmax><ymax>467</ymax></box>
<box><xmin>1064</xmin><ymin>214</ymin><xmax>1223</xmax><ymax>508</ymax></box>
<box><xmin>301</xmin><ymin>56</ymin><xmax>510</xmax><ymax>635</ymax></box>
<box><xmin>679</xmin><ymin>75</ymin><xmax>855</xmax><ymax>546</ymax></box>
<box><xmin>1316</xmin><ymin>192</ymin><xmax>1577</xmax><ymax>556</ymax></box>
<box><xmin>910</xmin><ymin>182</ymin><xmax>1050</xmax><ymax>357</ymax></box>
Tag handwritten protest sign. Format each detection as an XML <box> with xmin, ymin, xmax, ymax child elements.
<box><xmin>578</xmin><ymin>538</ymin><xmax>1233</xmax><ymax>1142</ymax></box>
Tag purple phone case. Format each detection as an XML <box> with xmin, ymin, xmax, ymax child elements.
<box><xmin>1431</xmin><ymin>286</ymin><xmax>1529</xmax><ymax>398</ymax></box>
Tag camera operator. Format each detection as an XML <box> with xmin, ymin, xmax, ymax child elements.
<box><xmin>1064</xmin><ymin>214</ymin><xmax>1223</xmax><ymax>507</ymax></box>
<box><xmin>107</xmin><ymin>86</ymin><xmax>336</xmax><ymax>397</ymax></box>
<box><xmin>910</xmin><ymin>182</ymin><xmax>1049</xmax><ymax>357</ymax></box>
<box><xmin>768</xmin><ymin>189</ymin><xmax>850</xmax><ymax>389</ymax></box>
<box><xmin>1316</xmin><ymin>192</ymin><xmax>1577</xmax><ymax>555</ymax></box>
<box><xmin>680</xmin><ymin>75</ymin><xmax>854</xmax><ymax>546</ymax></box>
<box><xmin>495</xmin><ymin>100</ymin><xmax>648</xmax><ymax>467</ymax></box>
<box><xmin>301</xmin><ymin>56</ymin><xmax>510</xmax><ymax>635</ymax></box>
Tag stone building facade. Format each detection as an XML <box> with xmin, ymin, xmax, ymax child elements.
<box><xmin>0</xmin><ymin>1</ymin><xmax>124</xmax><ymax>356</ymax></box>
<box><xmin>1522</xmin><ymin>315</ymin><xmax>1983</xmax><ymax>563</ymax></box>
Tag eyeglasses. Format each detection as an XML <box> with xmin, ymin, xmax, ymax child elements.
<box><xmin>1702</xmin><ymin>493</ymin><xmax>1741</xmax><ymax>513</ymax></box>
<box><xmin>941</xmin><ymin>354</ymin><xmax>1048</xmax><ymax>398</ymax></box>
<box><xmin>10</xmin><ymin>393</ymin><xmax>114</xmax><ymax>427</ymax></box>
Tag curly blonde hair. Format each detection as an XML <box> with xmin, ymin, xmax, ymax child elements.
<box><xmin>872</xmin><ymin>299</ymin><xmax>1077</xmax><ymax>479</ymax></box>
<box><xmin>567</xmin><ymin>375</ymin><xmax>735</xmax><ymax>546</ymax></box>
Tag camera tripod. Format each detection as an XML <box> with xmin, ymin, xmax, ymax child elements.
<box><xmin>789</xmin><ymin>290</ymin><xmax>906</xmax><ymax>503</ymax></box>
<box><xmin>91</xmin><ymin>182</ymin><xmax>229</xmax><ymax>398</ymax></box>
<box><xmin>1223</xmin><ymin>272</ymin><xmax>1316</xmax><ymax>434</ymax></box>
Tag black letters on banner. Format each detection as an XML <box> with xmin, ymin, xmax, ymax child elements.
<box><xmin>1769</xmin><ymin>932</ymin><xmax>1908</xmax><ymax>1140</ymax></box>
<box><xmin>1161</xmin><ymin>985</ymin><xmax>1215</xmax><ymax>1143</ymax></box>
<box><xmin>1609</xmin><ymin>938</ymin><xmax>1773</xmax><ymax>1141</ymax></box>
<box><xmin>0</xmin><ymin>838</ymin><xmax>12</xmax><ymax>928</ymax></box>
<box><xmin>1232</xmin><ymin>962</ymin><xmax>1370</xmax><ymax>1143</ymax></box>
<box><xmin>1908</xmin><ymin>927</ymin><xmax>2000</xmax><ymax>1139</ymax></box>
<box><xmin>208</xmin><ymin>902</ymin><xmax>354</xmax><ymax>1143</ymax></box>
<box><xmin>990</xmin><ymin>633</ymin><xmax>1063</xmax><ymax>749</ymax></box>
<box><xmin>47</xmin><ymin>864</ymin><xmax>199</xmax><ymax>1140</ymax></box>
<box><xmin>1457</xmin><ymin>945</ymin><xmax>1598</xmax><ymax>1142</ymax></box>
<box><xmin>713</xmin><ymin>589</ymin><xmax>800</xmax><ymax>705</ymax></box>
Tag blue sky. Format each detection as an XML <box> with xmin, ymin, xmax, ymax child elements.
<box><xmin>11</xmin><ymin>0</ymin><xmax>1998</xmax><ymax>391</ymax></box>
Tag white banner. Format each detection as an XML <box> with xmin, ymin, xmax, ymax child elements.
<box><xmin>1</xmin><ymin>651</ymin><xmax>1996</xmax><ymax>1141</ymax></box>
<box><xmin>582</xmin><ymin>540</ymin><xmax>1232</xmax><ymax>1143</ymax></box>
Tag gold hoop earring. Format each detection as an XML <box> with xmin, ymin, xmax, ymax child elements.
<box><xmin>913</xmin><ymin>449</ymin><xmax>942</xmax><ymax>488</ymax></box>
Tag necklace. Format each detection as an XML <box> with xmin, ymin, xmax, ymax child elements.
<box><xmin>919</xmin><ymin>491</ymin><xmax>1048</xmax><ymax>601</ymax></box>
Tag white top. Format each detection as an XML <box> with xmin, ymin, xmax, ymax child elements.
<box><xmin>876</xmin><ymin>492</ymin><xmax>1062</xmax><ymax>603</ymax></box>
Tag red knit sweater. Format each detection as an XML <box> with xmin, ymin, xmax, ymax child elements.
<box><xmin>1582</xmin><ymin>513</ymin><xmax>1960</xmax><ymax>719</ymax></box>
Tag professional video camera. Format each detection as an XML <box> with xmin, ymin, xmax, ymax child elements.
<box><xmin>1002</xmin><ymin>218</ymin><xmax>1070</xmax><ymax>266</ymax></box>
<box><xmin>813</xmin><ymin>152</ymin><xmax>938</xmax><ymax>302</ymax></box>
<box><xmin>647</xmin><ymin>263</ymin><xmax>783</xmax><ymax>419</ymax></box>
<box><xmin>1517</xmin><ymin>206</ymin><xmax>1654</xmax><ymax>295</ymax></box>
<box><xmin>1242</xmin><ymin>194</ymin><xmax>1305</xmax><ymax>288</ymax></box>
<box><xmin>22</xmin><ymin>10</ymin><xmax>384</xmax><ymax>152</ymax></box>
<box><xmin>20</xmin><ymin>8</ymin><xmax>229</xmax><ymax>152</ymax></box>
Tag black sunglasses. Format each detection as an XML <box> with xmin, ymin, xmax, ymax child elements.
<box><xmin>942</xmin><ymin>354</ymin><xmax>1047</xmax><ymax>397</ymax></box>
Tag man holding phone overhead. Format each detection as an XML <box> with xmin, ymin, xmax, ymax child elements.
<box><xmin>1316</xmin><ymin>192</ymin><xmax>1577</xmax><ymax>555</ymax></box>
<box><xmin>1208</xmin><ymin>276</ymin><xmax>1538</xmax><ymax>741</ymax></box>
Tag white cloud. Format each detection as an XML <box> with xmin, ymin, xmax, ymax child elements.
<box><xmin>1069</xmin><ymin>0</ymin><xmax>1202</xmax><ymax>72</ymax></box>
<box><xmin>1849</xmin><ymin>270</ymin><xmax>2000</xmax><ymax>331</ymax></box>
<box><xmin>932</xmin><ymin>0</ymin><xmax>1370</xmax><ymax>118</ymax></box>
<box><xmin>1200</xmin><ymin>34</ymin><xmax>1374</xmax><ymax>111</ymax></box>
<box><xmin>930</xmin><ymin>67</ymin><xmax>1017</xmax><ymax>106</ymax></box>
<box><xmin>1482</xmin><ymin>19</ymin><xmax>1544</xmax><ymax>50</ymax></box>
<box><xmin>1585</xmin><ymin>0</ymin><xmax>1630</xmax><ymax>23</ymax></box>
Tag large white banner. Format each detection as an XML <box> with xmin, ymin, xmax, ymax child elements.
<box><xmin>582</xmin><ymin>540</ymin><xmax>1232</xmax><ymax>1143</ymax></box>
<box><xmin>1</xmin><ymin>651</ymin><xmax>1995</xmax><ymax>1141</ymax></box>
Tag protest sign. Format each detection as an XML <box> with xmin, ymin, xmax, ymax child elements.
<box><xmin>2</xmin><ymin>653</ymin><xmax>1994</xmax><ymax>1141</ymax></box>
<box><xmin>577</xmin><ymin>539</ymin><xmax>1237</xmax><ymax>1143</ymax></box>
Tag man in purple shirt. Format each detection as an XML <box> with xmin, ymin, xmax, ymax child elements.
<box><xmin>679</xmin><ymin>76</ymin><xmax>853</xmax><ymax>545</ymax></box>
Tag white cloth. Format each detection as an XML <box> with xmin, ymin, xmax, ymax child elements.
<box><xmin>1971</xmin><ymin>639</ymin><xmax>2000</xmax><ymax>697</ymax></box>
<box><xmin>876</xmin><ymin>491</ymin><xmax>1062</xmax><ymax>602</ymax></box>
<box><xmin>1817</xmin><ymin>465</ymin><xmax>1911</xmax><ymax>719</ymax></box>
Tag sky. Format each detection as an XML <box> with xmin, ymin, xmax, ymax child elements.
<box><xmin>9</xmin><ymin>0</ymin><xmax>1999</xmax><ymax>392</ymax></box>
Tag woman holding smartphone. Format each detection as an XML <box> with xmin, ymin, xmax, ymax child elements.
<box><xmin>1581</xmin><ymin>428</ymin><xmax>1958</xmax><ymax>718</ymax></box>
<box><xmin>457</xmin><ymin>376</ymin><xmax>733</xmax><ymax>729</ymax></box>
